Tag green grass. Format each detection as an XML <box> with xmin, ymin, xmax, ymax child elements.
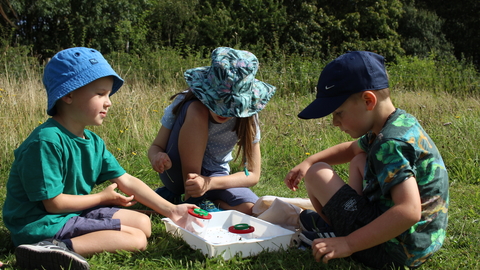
<box><xmin>1</xmin><ymin>52</ymin><xmax>480</xmax><ymax>269</ymax></box>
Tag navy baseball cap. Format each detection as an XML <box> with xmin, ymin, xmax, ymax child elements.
<box><xmin>298</xmin><ymin>51</ymin><xmax>389</xmax><ymax>119</ymax></box>
<box><xmin>43</xmin><ymin>47</ymin><xmax>124</xmax><ymax>116</ymax></box>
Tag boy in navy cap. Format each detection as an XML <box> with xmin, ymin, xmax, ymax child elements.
<box><xmin>3</xmin><ymin>47</ymin><xmax>197</xmax><ymax>270</ymax></box>
<box><xmin>284</xmin><ymin>51</ymin><xmax>449</xmax><ymax>269</ymax></box>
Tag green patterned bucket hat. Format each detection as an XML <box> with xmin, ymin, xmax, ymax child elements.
<box><xmin>184</xmin><ymin>47</ymin><xmax>276</xmax><ymax>118</ymax></box>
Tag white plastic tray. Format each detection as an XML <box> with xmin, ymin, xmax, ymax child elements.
<box><xmin>162</xmin><ymin>210</ymin><xmax>295</xmax><ymax>260</ymax></box>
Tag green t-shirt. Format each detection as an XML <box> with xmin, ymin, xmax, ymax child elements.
<box><xmin>3</xmin><ymin>118</ymin><xmax>126</xmax><ymax>246</ymax></box>
<box><xmin>358</xmin><ymin>109</ymin><xmax>449</xmax><ymax>267</ymax></box>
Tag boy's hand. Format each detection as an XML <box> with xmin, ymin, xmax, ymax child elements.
<box><xmin>100</xmin><ymin>183</ymin><xmax>137</xmax><ymax>207</ymax></box>
<box><xmin>185</xmin><ymin>173</ymin><xmax>209</xmax><ymax>197</ymax></box>
<box><xmin>151</xmin><ymin>152</ymin><xmax>172</xmax><ymax>173</ymax></box>
<box><xmin>284</xmin><ymin>161</ymin><xmax>311</xmax><ymax>191</ymax></box>
<box><xmin>312</xmin><ymin>237</ymin><xmax>353</xmax><ymax>263</ymax></box>
<box><xmin>168</xmin><ymin>204</ymin><xmax>199</xmax><ymax>228</ymax></box>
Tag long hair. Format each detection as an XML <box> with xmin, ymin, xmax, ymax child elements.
<box><xmin>170</xmin><ymin>90</ymin><xmax>257</xmax><ymax>169</ymax></box>
<box><xmin>233</xmin><ymin>115</ymin><xmax>257</xmax><ymax>169</ymax></box>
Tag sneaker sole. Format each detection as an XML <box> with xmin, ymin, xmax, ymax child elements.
<box><xmin>299</xmin><ymin>231</ymin><xmax>336</xmax><ymax>246</ymax></box>
<box><xmin>299</xmin><ymin>219</ymin><xmax>309</xmax><ymax>232</ymax></box>
<box><xmin>15</xmin><ymin>245</ymin><xmax>89</xmax><ymax>270</ymax></box>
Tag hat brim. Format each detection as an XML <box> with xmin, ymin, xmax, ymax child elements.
<box><xmin>46</xmin><ymin>63</ymin><xmax>123</xmax><ymax>116</ymax></box>
<box><xmin>298</xmin><ymin>94</ymin><xmax>350</xmax><ymax>119</ymax></box>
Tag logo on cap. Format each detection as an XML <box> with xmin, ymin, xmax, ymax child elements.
<box><xmin>89</xmin><ymin>59</ymin><xmax>98</xmax><ymax>65</ymax></box>
<box><xmin>325</xmin><ymin>85</ymin><xmax>335</xmax><ymax>90</ymax></box>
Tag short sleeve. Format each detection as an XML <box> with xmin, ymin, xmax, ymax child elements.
<box><xmin>372</xmin><ymin>139</ymin><xmax>416</xmax><ymax>196</ymax></box>
<box><xmin>358</xmin><ymin>132</ymin><xmax>371</xmax><ymax>152</ymax></box>
<box><xmin>85</xmin><ymin>130</ymin><xmax>126</xmax><ymax>185</ymax></box>
<box><xmin>98</xmin><ymin>148</ymin><xmax>126</xmax><ymax>184</ymax></box>
<box><xmin>18</xmin><ymin>140</ymin><xmax>64</xmax><ymax>201</ymax></box>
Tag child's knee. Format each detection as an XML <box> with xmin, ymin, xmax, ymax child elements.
<box><xmin>128</xmin><ymin>227</ymin><xmax>149</xmax><ymax>251</ymax></box>
<box><xmin>137</xmin><ymin>235</ymin><xmax>148</xmax><ymax>251</ymax></box>
<box><xmin>133</xmin><ymin>233</ymin><xmax>148</xmax><ymax>251</ymax></box>
<box><xmin>304</xmin><ymin>162</ymin><xmax>333</xmax><ymax>184</ymax></box>
<box><xmin>137</xmin><ymin>214</ymin><xmax>152</xmax><ymax>238</ymax></box>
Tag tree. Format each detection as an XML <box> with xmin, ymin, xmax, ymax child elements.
<box><xmin>0</xmin><ymin>0</ymin><xmax>19</xmax><ymax>42</ymax></box>
<box><xmin>189</xmin><ymin>0</ymin><xmax>288</xmax><ymax>56</ymax></box>
<box><xmin>397</xmin><ymin>1</ymin><xmax>453</xmax><ymax>59</ymax></box>
<box><xmin>283</xmin><ymin>0</ymin><xmax>404</xmax><ymax>61</ymax></box>
<box><xmin>145</xmin><ymin>0</ymin><xmax>198</xmax><ymax>49</ymax></box>
<box><xmin>417</xmin><ymin>0</ymin><xmax>480</xmax><ymax>67</ymax></box>
<box><xmin>4</xmin><ymin>0</ymin><xmax>152</xmax><ymax>58</ymax></box>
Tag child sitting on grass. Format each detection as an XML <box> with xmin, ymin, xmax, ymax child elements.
<box><xmin>3</xmin><ymin>47</ymin><xmax>197</xmax><ymax>270</ymax></box>
<box><xmin>148</xmin><ymin>47</ymin><xmax>276</xmax><ymax>215</ymax></box>
<box><xmin>284</xmin><ymin>51</ymin><xmax>449</xmax><ymax>269</ymax></box>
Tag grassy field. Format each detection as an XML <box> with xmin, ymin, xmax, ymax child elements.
<box><xmin>0</xmin><ymin>55</ymin><xmax>479</xmax><ymax>269</ymax></box>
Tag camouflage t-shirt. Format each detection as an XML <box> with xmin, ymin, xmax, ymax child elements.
<box><xmin>358</xmin><ymin>109</ymin><xmax>449</xmax><ymax>267</ymax></box>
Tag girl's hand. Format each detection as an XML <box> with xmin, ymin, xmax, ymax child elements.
<box><xmin>151</xmin><ymin>152</ymin><xmax>172</xmax><ymax>173</ymax></box>
<box><xmin>100</xmin><ymin>183</ymin><xmax>136</xmax><ymax>207</ymax></box>
<box><xmin>185</xmin><ymin>173</ymin><xmax>209</xmax><ymax>197</ymax></box>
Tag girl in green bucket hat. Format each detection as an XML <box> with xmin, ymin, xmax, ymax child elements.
<box><xmin>148</xmin><ymin>47</ymin><xmax>276</xmax><ymax>214</ymax></box>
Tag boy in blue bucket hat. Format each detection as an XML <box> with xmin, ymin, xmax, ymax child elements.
<box><xmin>3</xmin><ymin>47</ymin><xmax>197</xmax><ymax>270</ymax></box>
<box><xmin>284</xmin><ymin>51</ymin><xmax>449</xmax><ymax>269</ymax></box>
<box><xmin>148</xmin><ymin>47</ymin><xmax>276</xmax><ymax>215</ymax></box>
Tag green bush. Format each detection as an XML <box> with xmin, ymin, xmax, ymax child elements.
<box><xmin>388</xmin><ymin>53</ymin><xmax>479</xmax><ymax>95</ymax></box>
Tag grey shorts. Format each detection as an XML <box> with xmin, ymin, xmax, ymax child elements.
<box><xmin>54</xmin><ymin>207</ymin><xmax>121</xmax><ymax>240</ymax></box>
<box><xmin>201</xmin><ymin>170</ymin><xmax>259</xmax><ymax>206</ymax></box>
<box><xmin>323</xmin><ymin>184</ymin><xmax>406</xmax><ymax>269</ymax></box>
<box><xmin>205</xmin><ymin>187</ymin><xmax>258</xmax><ymax>206</ymax></box>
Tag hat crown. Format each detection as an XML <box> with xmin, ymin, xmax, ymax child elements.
<box><xmin>208</xmin><ymin>48</ymin><xmax>259</xmax><ymax>96</ymax></box>
<box><xmin>316</xmin><ymin>51</ymin><xmax>388</xmax><ymax>98</ymax></box>
<box><xmin>184</xmin><ymin>47</ymin><xmax>276</xmax><ymax>118</ymax></box>
<box><xmin>43</xmin><ymin>47</ymin><xmax>123</xmax><ymax>116</ymax></box>
<box><xmin>298</xmin><ymin>51</ymin><xmax>388</xmax><ymax>119</ymax></box>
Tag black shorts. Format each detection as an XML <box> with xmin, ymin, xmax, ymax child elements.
<box><xmin>322</xmin><ymin>184</ymin><xmax>406</xmax><ymax>269</ymax></box>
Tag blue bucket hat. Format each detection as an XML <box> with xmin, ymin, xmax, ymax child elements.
<box><xmin>43</xmin><ymin>47</ymin><xmax>124</xmax><ymax>116</ymax></box>
<box><xmin>184</xmin><ymin>47</ymin><xmax>276</xmax><ymax>118</ymax></box>
<box><xmin>298</xmin><ymin>51</ymin><xmax>389</xmax><ymax>119</ymax></box>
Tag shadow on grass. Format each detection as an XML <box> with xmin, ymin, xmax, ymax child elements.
<box><xmin>0</xmin><ymin>226</ymin><xmax>13</xmax><ymax>251</ymax></box>
<box><xmin>0</xmin><ymin>212</ymin><xmax>364</xmax><ymax>269</ymax></box>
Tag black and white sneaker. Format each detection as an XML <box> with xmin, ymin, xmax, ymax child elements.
<box><xmin>299</xmin><ymin>230</ymin><xmax>337</xmax><ymax>246</ymax></box>
<box><xmin>298</xmin><ymin>210</ymin><xmax>336</xmax><ymax>246</ymax></box>
<box><xmin>15</xmin><ymin>239</ymin><xmax>89</xmax><ymax>270</ymax></box>
<box><xmin>299</xmin><ymin>209</ymin><xmax>330</xmax><ymax>232</ymax></box>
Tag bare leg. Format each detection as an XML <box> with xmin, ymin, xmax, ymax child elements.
<box><xmin>71</xmin><ymin>226</ymin><xmax>148</xmax><ymax>256</ymax></box>
<box><xmin>216</xmin><ymin>201</ymin><xmax>254</xmax><ymax>215</ymax></box>
<box><xmin>304</xmin><ymin>162</ymin><xmax>346</xmax><ymax>225</ymax></box>
<box><xmin>112</xmin><ymin>209</ymin><xmax>152</xmax><ymax>237</ymax></box>
<box><xmin>348</xmin><ymin>152</ymin><xmax>366</xmax><ymax>195</ymax></box>
<box><xmin>71</xmin><ymin>209</ymin><xmax>151</xmax><ymax>256</ymax></box>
